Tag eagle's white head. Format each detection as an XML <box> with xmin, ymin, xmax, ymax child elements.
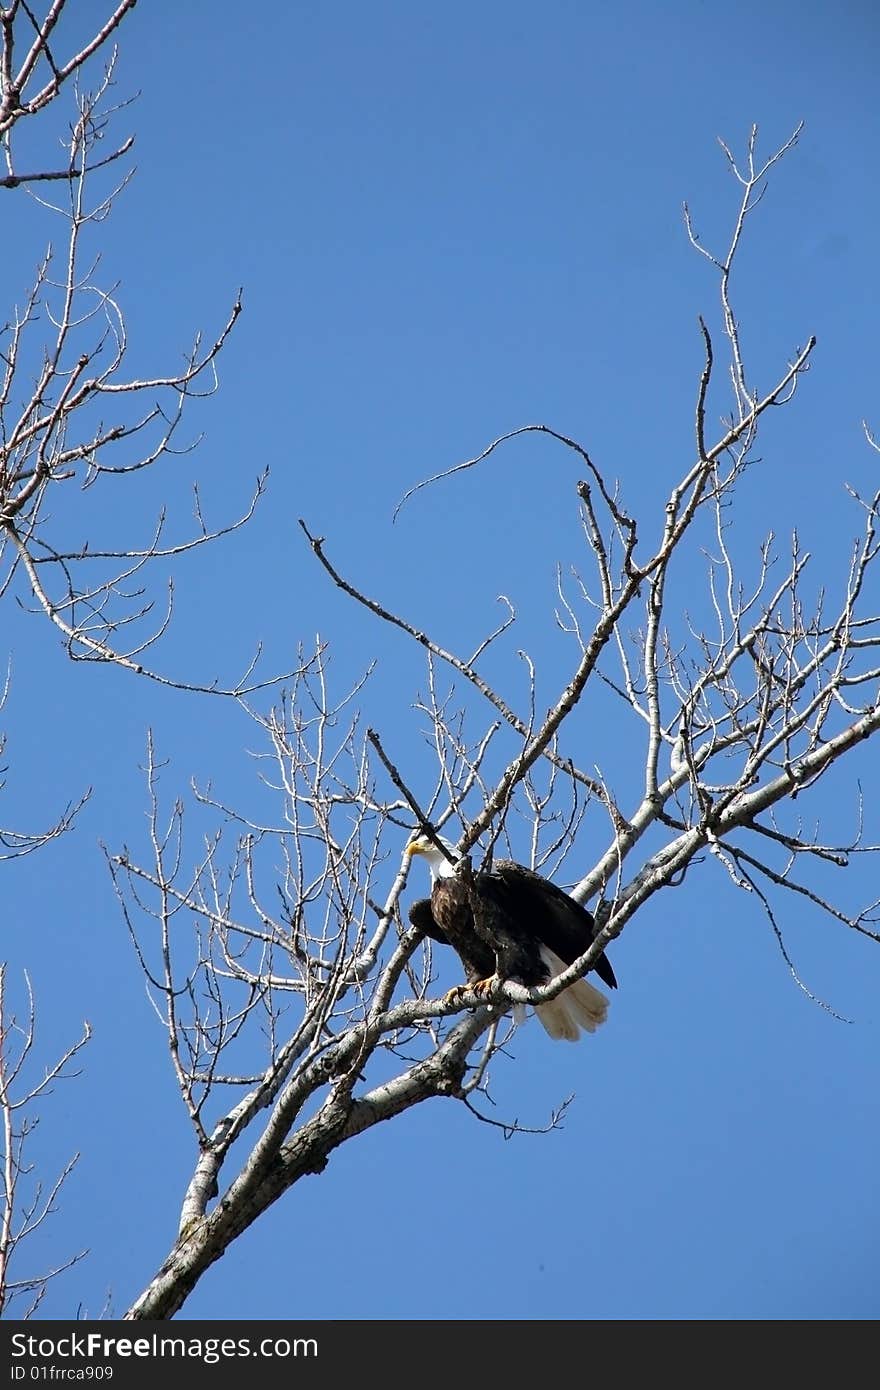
<box><xmin>405</xmin><ymin>833</ymin><xmax>459</xmax><ymax>881</ymax></box>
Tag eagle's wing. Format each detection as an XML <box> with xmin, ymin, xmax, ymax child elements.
<box><xmin>408</xmin><ymin>896</ymin><xmax>450</xmax><ymax>945</ymax></box>
<box><xmin>490</xmin><ymin>860</ymin><xmax>618</xmax><ymax>990</ymax></box>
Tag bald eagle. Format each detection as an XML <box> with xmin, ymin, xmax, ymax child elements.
<box><xmin>406</xmin><ymin>835</ymin><xmax>616</xmax><ymax>1041</ymax></box>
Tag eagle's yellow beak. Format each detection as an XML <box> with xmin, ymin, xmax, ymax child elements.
<box><xmin>405</xmin><ymin>839</ymin><xmax>425</xmax><ymax>858</ymax></box>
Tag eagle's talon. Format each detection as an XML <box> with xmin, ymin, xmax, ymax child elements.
<box><xmin>472</xmin><ymin>975</ymin><xmax>499</xmax><ymax>1000</ymax></box>
<box><xmin>443</xmin><ymin>984</ymin><xmax>469</xmax><ymax>1008</ymax></box>
<box><xmin>444</xmin><ymin>976</ymin><xmax>498</xmax><ymax>1009</ymax></box>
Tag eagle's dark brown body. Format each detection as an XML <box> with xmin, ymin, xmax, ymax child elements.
<box><xmin>408</xmin><ymin>860</ymin><xmax>495</xmax><ymax>986</ymax></box>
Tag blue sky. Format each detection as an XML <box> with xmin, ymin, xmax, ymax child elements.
<box><xmin>4</xmin><ymin>0</ymin><xmax>879</xmax><ymax>1320</ymax></box>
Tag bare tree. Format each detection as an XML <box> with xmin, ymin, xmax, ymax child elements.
<box><xmin>0</xmin><ymin>964</ymin><xmax>90</xmax><ymax>1317</ymax></box>
<box><xmin>0</xmin><ymin>1</ymin><xmax>290</xmax><ymax>1317</ymax></box>
<box><xmin>0</xmin><ymin>1</ymin><xmax>136</xmax><ymax>191</ymax></box>
<box><xmin>103</xmin><ymin>124</ymin><xmax>880</xmax><ymax>1318</ymax></box>
<box><xmin>2</xmin><ymin>0</ymin><xmax>876</xmax><ymax>1332</ymax></box>
<box><xmin>0</xmin><ymin>2</ymin><xmax>289</xmax><ymax>696</ymax></box>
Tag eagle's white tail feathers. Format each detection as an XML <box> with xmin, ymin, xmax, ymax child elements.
<box><xmin>534</xmin><ymin>946</ymin><xmax>609</xmax><ymax>1042</ymax></box>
